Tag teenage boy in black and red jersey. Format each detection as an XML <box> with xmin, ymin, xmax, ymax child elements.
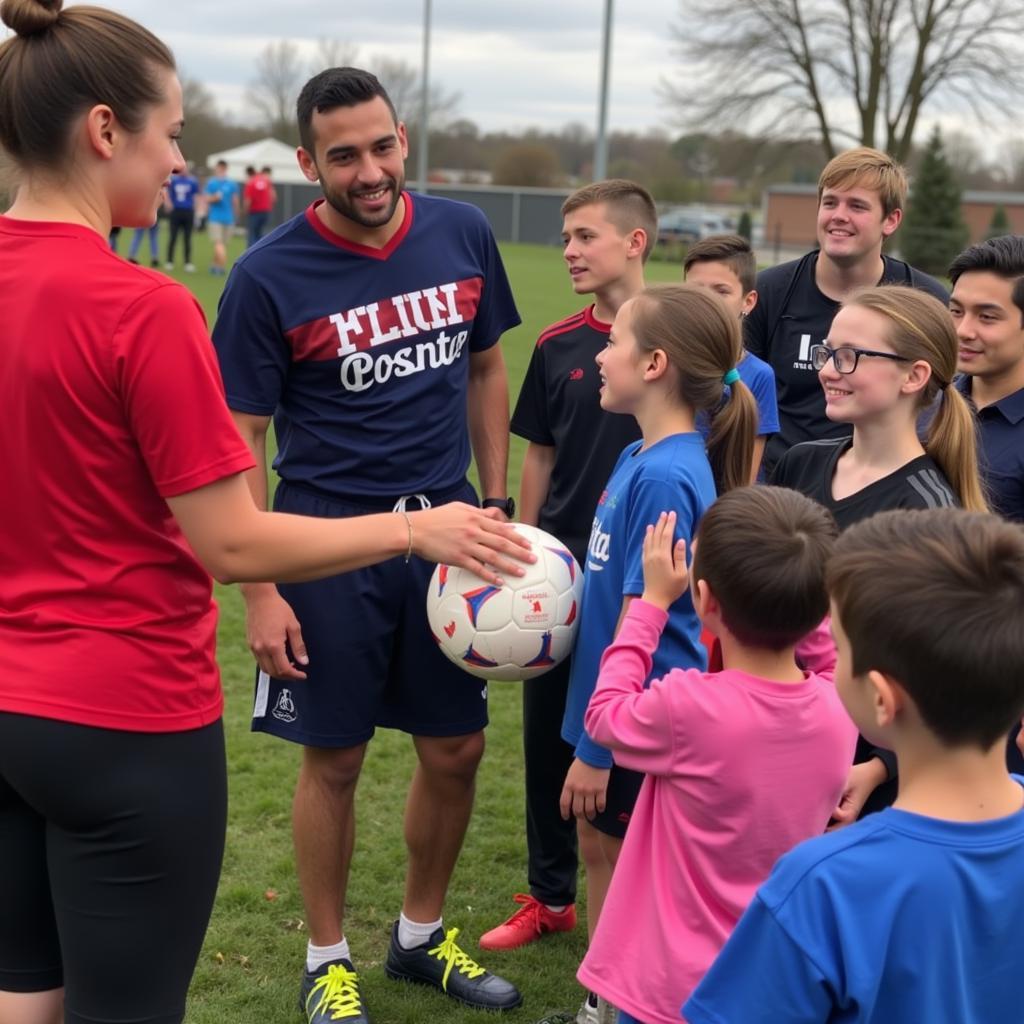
<box><xmin>746</xmin><ymin>147</ymin><xmax>947</xmax><ymax>476</ymax></box>
<box><xmin>480</xmin><ymin>183</ymin><xmax>653</xmax><ymax>983</ymax></box>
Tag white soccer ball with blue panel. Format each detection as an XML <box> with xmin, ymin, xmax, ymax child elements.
<box><xmin>426</xmin><ymin>523</ymin><xmax>584</xmax><ymax>681</ymax></box>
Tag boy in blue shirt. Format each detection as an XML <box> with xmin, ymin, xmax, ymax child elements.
<box><xmin>683</xmin><ymin>234</ymin><xmax>779</xmax><ymax>481</ymax></box>
<box><xmin>684</xmin><ymin>507</ymin><xmax>1024</xmax><ymax>1024</ymax></box>
<box><xmin>204</xmin><ymin>159</ymin><xmax>239</xmax><ymax>275</ymax></box>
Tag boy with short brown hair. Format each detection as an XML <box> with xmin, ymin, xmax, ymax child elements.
<box><xmin>684</xmin><ymin>234</ymin><xmax>778</xmax><ymax>479</ymax></box>
<box><xmin>686</xmin><ymin>508</ymin><xmax>1024</xmax><ymax>1024</ymax></box>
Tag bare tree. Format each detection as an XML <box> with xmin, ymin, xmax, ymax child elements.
<box><xmin>246</xmin><ymin>40</ymin><xmax>304</xmax><ymax>142</ymax></box>
<box><xmin>663</xmin><ymin>0</ymin><xmax>1024</xmax><ymax>161</ymax></box>
<box><xmin>180</xmin><ymin>74</ymin><xmax>218</xmax><ymax>121</ymax></box>
<box><xmin>367</xmin><ymin>55</ymin><xmax>460</xmax><ymax>126</ymax></box>
<box><xmin>311</xmin><ymin>38</ymin><xmax>360</xmax><ymax>75</ymax></box>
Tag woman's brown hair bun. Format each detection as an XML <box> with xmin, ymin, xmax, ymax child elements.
<box><xmin>1</xmin><ymin>0</ymin><xmax>62</xmax><ymax>37</ymax></box>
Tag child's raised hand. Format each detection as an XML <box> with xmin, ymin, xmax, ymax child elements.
<box><xmin>641</xmin><ymin>511</ymin><xmax>689</xmax><ymax>611</ymax></box>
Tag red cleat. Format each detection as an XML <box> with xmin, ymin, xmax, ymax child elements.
<box><xmin>478</xmin><ymin>894</ymin><xmax>577</xmax><ymax>951</ymax></box>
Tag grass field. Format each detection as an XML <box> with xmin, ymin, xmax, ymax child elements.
<box><xmin>159</xmin><ymin>224</ymin><xmax>683</xmax><ymax>1023</ymax></box>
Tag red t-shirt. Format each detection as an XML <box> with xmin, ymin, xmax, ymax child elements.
<box><xmin>0</xmin><ymin>217</ymin><xmax>255</xmax><ymax>732</ymax></box>
<box><xmin>243</xmin><ymin>173</ymin><xmax>275</xmax><ymax>214</ymax></box>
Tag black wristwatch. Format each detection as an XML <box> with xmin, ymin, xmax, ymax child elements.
<box><xmin>482</xmin><ymin>497</ymin><xmax>516</xmax><ymax>518</ymax></box>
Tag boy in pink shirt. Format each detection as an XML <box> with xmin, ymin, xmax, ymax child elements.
<box><xmin>580</xmin><ymin>487</ymin><xmax>858</xmax><ymax>1024</ymax></box>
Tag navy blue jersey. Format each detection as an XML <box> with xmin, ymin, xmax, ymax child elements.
<box><xmin>213</xmin><ymin>192</ymin><xmax>520</xmax><ymax>498</ymax></box>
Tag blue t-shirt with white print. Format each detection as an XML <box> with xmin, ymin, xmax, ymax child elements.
<box><xmin>562</xmin><ymin>433</ymin><xmax>715</xmax><ymax>768</ymax></box>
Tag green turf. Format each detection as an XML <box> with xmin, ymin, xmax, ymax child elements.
<box><xmin>160</xmin><ymin>225</ymin><xmax>682</xmax><ymax>1023</ymax></box>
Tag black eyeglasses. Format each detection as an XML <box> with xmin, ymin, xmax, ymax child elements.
<box><xmin>810</xmin><ymin>343</ymin><xmax>912</xmax><ymax>374</ymax></box>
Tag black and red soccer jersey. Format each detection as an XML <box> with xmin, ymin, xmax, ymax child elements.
<box><xmin>511</xmin><ymin>306</ymin><xmax>641</xmax><ymax>563</ymax></box>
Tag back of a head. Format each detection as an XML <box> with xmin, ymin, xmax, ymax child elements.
<box><xmin>828</xmin><ymin>508</ymin><xmax>1024</xmax><ymax>749</ymax></box>
<box><xmin>561</xmin><ymin>179</ymin><xmax>658</xmax><ymax>262</ymax></box>
<box><xmin>949</xmin><ymin>235</ymin><xmax>1024</xmax><ymax>324</ymax></box>
<box><xmin>296</xmin><ymin>67</ymin><xmax>397</xmax><ymax>154</ymax></box>
<box><xmin>818</xmin><ymin>146</ymin><xmax>907</xmax><ymax>219</ymax></box>
<box><xmin>692</xmin><ymin>486</ymin><xmax>838</xmax><ymax>651</ymax></box>
<box><xmin>631</xmin><ymin>284</ymin><xmax>758</xmax><ymax>492</ymax></box>
<box><xmin>0</xmin><ymin>0</ymin><xmax>174</xmax><ymax>173</ymax></box>
<box><xmin>683</xmin><ymin>233</ymin><xmax>756</xmax><ymax>295</ymax></box>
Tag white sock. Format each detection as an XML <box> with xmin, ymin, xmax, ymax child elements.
<box><xmin>307</xmin><ymin>937</ymin><xmax>351</xmax><ymax>972</ymax></box>
<box><xmin>397</xmin><ymin>911</ymin><xmax>442</xmax><ymax>950</ymax></box>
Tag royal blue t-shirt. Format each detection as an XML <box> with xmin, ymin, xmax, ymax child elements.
<box><xmin>562</xmin><ymin>433</ymin><xmax>715</xmax><ymax>768</ymax></box>
<box><xmin>685</xmin><ymin>784</ymin><xmax>1024</xmax><ymax>1024</ymax></box>
<box><xmin>213</xmin><ymin>193</ymin><xmax>520</xmax><ymax>498</ymax></box>
<box><xmin>205</xmin><ymin>176</ymin><xmax>239</xmax><ymax>224</ymax></box>
<box><xmin>168</xmin><ymin>173</ymin><xmax>199</xmax><ymax>211</ymax></box>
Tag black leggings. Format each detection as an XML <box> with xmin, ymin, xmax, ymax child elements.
<box><xmin>0</xmin><ymin>714</ymin><xmax>226</xmax><ymax>1023</ymax></box>
<box><xmin>166</xmin><ymin>208</ymin><xmax>194</xmax><ymax>264</ymax></box>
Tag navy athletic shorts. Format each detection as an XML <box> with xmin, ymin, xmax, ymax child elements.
<box><xmin>590</xmin><ymin>763</ymin><xmax>645</xmax><ymax>839</ymax></box>
<box><xmin>252</xmin><ymin>480</ymin><xmax>489</xmax><ymax>748</ymax></box>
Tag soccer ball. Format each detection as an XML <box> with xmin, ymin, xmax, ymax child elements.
<box><xmin>426</xmin><ymin>524</ymin><xmax>583</xmax><ymax>681</ymax></box>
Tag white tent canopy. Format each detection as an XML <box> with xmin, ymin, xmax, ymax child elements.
<box><xmin>205</xmin><ymin>138</ymin><xmax>306</xmax><ymax>184</ymax></box>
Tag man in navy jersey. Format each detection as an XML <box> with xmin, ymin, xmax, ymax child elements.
<box><xmin>745</xmin><ymin>147</ymin><xmax>947</xmax><ymax>476</ymax></box>
<box><xmin>213</xmin><ymin>68</ymin><xmax>521</xmax><ymax>1024</ymax></box>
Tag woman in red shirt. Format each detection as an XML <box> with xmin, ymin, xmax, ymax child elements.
<box><xmin>0</xmin><ymin>3</ymin><xmax>527</xmax><ymax>1022</ymax></box>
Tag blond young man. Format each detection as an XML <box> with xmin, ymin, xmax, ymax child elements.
<box><xmin>745</xmin><ymin>147</ymin><xmax>947</xmax><ymax>475</ymax></box>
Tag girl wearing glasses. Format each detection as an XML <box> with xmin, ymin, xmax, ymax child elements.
<box><xmin>773</xmin><ymin>283</ymin><xmax>987</xmax><ymax>824</ymax></box>
<box><xmin>772</xmin><ymin>284</ymin><xmax>986</xmax><ymax>527</ymax></box>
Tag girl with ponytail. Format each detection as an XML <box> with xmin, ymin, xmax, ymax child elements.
<box><xmin>774</xmin><ymin>284</ymin><xmax>986</xmax><ymax>523</ymax></box>
<box><xmin>558</xmin><ymin>284</ymin><xmax>758</xmax><ymax>1000</ymax></box>
<box><xmin>0</xmin><ymin>2</ymin><xmax>528</xmax><ymax>1022</ymax></box>
<box><xmin>773</xmin><ymin>283</ymin><xmax>987</xmax><ymax>826</ymax></box>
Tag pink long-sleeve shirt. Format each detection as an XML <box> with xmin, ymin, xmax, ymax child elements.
<box><xmin>579</xmin><ymin>600</ymin><xmax>857</xmax><ymax>1024</ymax></box>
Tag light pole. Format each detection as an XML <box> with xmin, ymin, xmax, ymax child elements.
<box><xmin>594</xmin><ymin>0</ymin><xmax>613</xmax><ymax>181</ymax></box>
<box><xmin>417</xmin><ymin>0</ymin><xmax>432</xmax><ymax>193</ymax></box>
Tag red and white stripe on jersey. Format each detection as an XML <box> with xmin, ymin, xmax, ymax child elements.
<box><xmin>285</xmin><ymin>276</ymin><xmax>484</xmax><ymax>363</ymax></box>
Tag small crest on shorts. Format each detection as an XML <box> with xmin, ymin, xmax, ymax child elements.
<box><xmin>272</xmin><ymin>688</ymin><xmax>297</xmax><ymax>723</ymax></box>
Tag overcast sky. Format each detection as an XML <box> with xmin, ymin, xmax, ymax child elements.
<box><xmin>65</xmin><ymin>0</ymin><xmax>708</xmax><ymax>135</ymax></box>
<box><xmin>53</xmin><ymin>0</ymin><xmax>1013</xmax><ymax>158</ymax></box>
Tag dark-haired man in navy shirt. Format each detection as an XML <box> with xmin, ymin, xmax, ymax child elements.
<box><xmin>949</xmin><ymin>234</ymin><xmax>1024</xmax><ymax>773</ymax></box>
<box><xmin>213</xmin><ymin>67</ymin><xmax>521</xmax><ymax>1024</ymax></box>
<box><xmin>949</xmin><ymin>235</ymin><xmax>1024</xmax><ymax>524</ymax></box>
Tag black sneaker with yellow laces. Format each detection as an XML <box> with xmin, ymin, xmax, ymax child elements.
<box><xmin>384</xmin><ymin>922</ymin><xmax>522</xmax><ymax>1010</ymax></box>
<box><xmin>299</xmin><ymin>958</ymin><xmax>371</xmax><ymax>1023</ymax></box>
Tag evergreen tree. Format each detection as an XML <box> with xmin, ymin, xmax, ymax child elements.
<box><xmin>986</xmin><ymin>205</ymin><xmax>1011</xmax><ymax>239</ymax></box>
<box><xmin>737</xmin><ymin>210</ymin><xmax>752</xmax><ymax>241</ymax></box>
<box><xmin>901</xmin><ymin>127</ymin><xmax>969</xmax><ymax>275</ymax></box>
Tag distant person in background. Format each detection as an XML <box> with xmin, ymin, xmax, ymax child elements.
<box><xmin>127</xmin><ymin>217</ymin><xmax>160</xmax><ymax>267</ymax></box>
<box><xmin>166</xmin><ymin>163</ymin><xmax>198</xmax><ymax>271</ymax></box>
<box><xmin>744</xmin><ymin>147</ymin><xmax>947</xmax><ymax>477</ymax></box>
<box><xmin>204</xmin><ymin>158</ymin><xmax>238</xmax><ymax>275</ymax></box>
<box><xmin>108</xmin><ymin>225</ymin><xmax>120</xmax><ymax>250</ymax></box>
<box><xmin>243</xmin><ymin>163</ymin><xmax>276</xmax><ymax>246</ymax></box>
<box><xmin>195</xmin><ymin>178</ymin><xmax>209</xmax><ymax>231</ymax></box>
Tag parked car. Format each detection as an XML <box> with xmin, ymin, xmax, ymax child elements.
<box><xmin>656</xmin><ymin>208</ymin><xmax>733</xmax><ymax>245</ymax></box>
